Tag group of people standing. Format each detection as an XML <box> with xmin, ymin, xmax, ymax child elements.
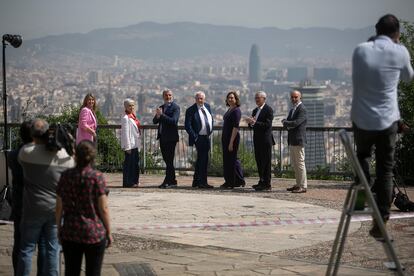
<box><xmin>149</xmin><ymin>89</ymin><xmax>308</xmax><ymax>192</ymax></box>
<box><xmin>6</xmin><ymin>14</ymin><xmax>414</xmax><ymax>276</ymax></box>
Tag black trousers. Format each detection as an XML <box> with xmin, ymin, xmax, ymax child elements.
<box><xmin>222</xmin><ymin>139</ymin><xmax>244</xmax><ymax>186</ymax></box>
<box><xmin>194</xmin><ymin>135</ymin><xmax>210</xmax><ymax>185</ymax></box>
<box><xmin>62</xmin><ymin>239</ymin><xmax>106</xmax><ymax>276</ymax></box>
<box><xmin>254</xmin><ymin>140</ymin><xmax>272</xmax><ymax>186</ymax></box>
<box><xmin>160</xmin><ymin>141</ymin><xmax>177</xmax><ymax>184</ymax></box>
<box><xmin>122</xmin><ymin>148</ymin><xmax>139</xmax><ymax>187</ymax></box>
<box><xmin>353</xmin><ymin>122</ymin><xmax>398</xmax><ymax>220</ymax></box>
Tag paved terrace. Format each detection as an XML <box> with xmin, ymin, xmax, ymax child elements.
<box><xmin>1</xmin><ymin>174</ymin><xmax>414</xmax><ymax>275</ymax></box>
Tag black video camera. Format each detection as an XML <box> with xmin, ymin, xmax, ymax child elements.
<box><xmin>45</xmin><ymin>123</ymin><xmax>75</xmax><ymax>156</ymax></box>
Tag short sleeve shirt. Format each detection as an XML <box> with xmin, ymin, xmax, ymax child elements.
<box><xmin>57</xmin><ymin>166</ymin><xmax>109</xmax><ymax>244</ymax></box>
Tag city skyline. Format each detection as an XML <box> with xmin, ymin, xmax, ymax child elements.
<box><xmin>1</xmin><ymin>0</ymin><xmax>414</xmax><ymax>40</ymax></box>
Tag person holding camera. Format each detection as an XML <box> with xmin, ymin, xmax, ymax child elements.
<box><xmin>56</xmin><ymin>140</ymin><xmax>112</xmax><ymax>276</ymax></box>
<box><xmin>17</xmin><ymin>118</ymin><xmax>75</xmax><ymax>276</ymax></box>
<box><xmin>351</xmin><ymin>14</ymin><xmax>414</xmax><ymax>239</ymax></box>
<box><xmin>76</xmin><ymin>93</ymin><xmax>97</xmax><ymax>145</ymax></box>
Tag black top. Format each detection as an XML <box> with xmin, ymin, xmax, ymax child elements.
<box><xmin>222</xmin><ymin>107</ymin><xmax>241</xmax><ymax>145</ymax></box>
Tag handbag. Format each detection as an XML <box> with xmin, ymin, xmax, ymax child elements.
<box><xmin>393</xmin><ymin>180</ymin><xmax>414</xmax><ymax>212</ymax></box>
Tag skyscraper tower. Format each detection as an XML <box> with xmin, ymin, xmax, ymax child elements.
<box><xmin>249</xmin><ymin>44</ymin><xmax>261</xmax><ymax>83</ymax></box>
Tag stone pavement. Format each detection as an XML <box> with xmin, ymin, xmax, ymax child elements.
<box><xmin>1</xmin><ymin>174</ymin><xmax>413</xmax><ymax>275</ymax></box>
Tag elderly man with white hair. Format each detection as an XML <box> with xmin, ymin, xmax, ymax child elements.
<box><xmin>185</xmin><ymin>91</ymin><xmax>214</xmax><ymax>189</ymax></box>
<box><xmin>245</xmin><ymin>91</ymin><xmax>275</xmax><ymax>191</ymax></box>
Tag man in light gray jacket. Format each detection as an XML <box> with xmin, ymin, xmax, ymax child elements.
<box><xmin>18</xmin><ymin>118</ymin><xmax>75</xmax><ymax>276</ymax></box>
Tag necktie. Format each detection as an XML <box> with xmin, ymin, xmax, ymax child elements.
<box><xmin>160</xmin><ymin>105</ymin><xmax>164</xmax><ymax>135</ymax></box>
<box><xmin>288</xmin><ymin>108</ymin><xmax>295</xmax><ymax>119</ymax></box>
<box><xmin>200</xmin><ymin>107</ymin><xmax>211</xmax><ymax>134</ymax></box>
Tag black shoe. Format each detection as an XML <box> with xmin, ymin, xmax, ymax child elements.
<box><xmin>198</xmin><ymin>183</ymin><xmax>214</xmax><ymax>189</ymax></box>
<box><xmin>234</xmin><ymin>180</ymin><xmax>246</xmax><ymax>187</ymax></box>
<box><xmin>252</xmin><ymin>182</ymin><xmax>262</xmax><ymax>189</ymax></box>
<box><xmin>291</xmin><ymin>187</ymin><xmax>307</xmax><ymax>193</ymax></box>
<box><xmin>369</xmin><ymin>220</ymin><xmax>392</xmax><ymax>241</ymax></box>
<box><xmin>254</xmin><ymin>185</ymin><xmax>271</xmax><ymax>191</ymax></box>
<box><xmin>159</xmin><ymin>183</ymin><xmax>167</xmax><ymax>189</ymax></box>
<box><xmin>220</xmin><ymin>183</ymin><xmax>234</xmax><ymax>189</ymax></box>
<box><xmin>287</xmin><ymin>186</ymin><xmax>299</xmax><ymax>191</ymax></box>
<box><xmin>159</xmin><ymin>183</ymin><xmax>177</xmax><ymax>189</ymax></box>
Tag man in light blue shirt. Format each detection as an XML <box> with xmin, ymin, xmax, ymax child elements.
<box><xmin>351</xmin><ymin>14</ymin><xmax>414</xmax><ymax>239</ymax></box>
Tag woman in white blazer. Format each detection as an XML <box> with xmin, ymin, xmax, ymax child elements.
<box><xmin>121</xmin><ymin>99</ymin><xmax>141</xmax><ymax>187</ymax></box>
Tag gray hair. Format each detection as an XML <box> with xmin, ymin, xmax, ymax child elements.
<box><xmin>123</xmin><ymin>98</ymin><xmax>135</xmax><ymax>109</ymax></box>
<box><xmin>194</xmin><ymin>91</ymin><xmax>205</xmax><ymax>99</ymax></box>
<box><xmin>162</xmin><ymin>89</ymin><xmax>172</xmax><ymax>96</ymax></box>
<box><xmin>255</xmin><ymin>91</ymin><xmax>267</xmax><ymax>99</ymax></box>
<box><xmin>30</xmin><ymin>118</ymin><xmax>49</xmax><ymax>139</ymax></box>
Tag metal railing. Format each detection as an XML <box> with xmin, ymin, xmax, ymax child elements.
<box><xmin>1</xmin><ymin>123</ymin><xmax>354</xmax><ymax>177</ymax></box>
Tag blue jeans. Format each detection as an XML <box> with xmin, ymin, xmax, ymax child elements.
<box><xmin>18</xmin><ymin>215</ymin><xmax>59</xmax><ymax>276</ymax></box>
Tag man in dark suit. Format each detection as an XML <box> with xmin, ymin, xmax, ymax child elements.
<box><xmin>246</xmin><ymin>91</ymin><xmax>275</xmax><ymax>191</ymax></box>
<box><xmin>153</xmin><ymin>89</ymin><xmax>180</xmax><ymax>188</ymax></box>
<box><xmin>282</xmin><ymin>90</ymin><xmax>308</xmax><ymax>193</ymax></box>
<box><xmin>185</xmin><ymin>91</ymin><xmax>214</xmax><ymax>189</ymax></box>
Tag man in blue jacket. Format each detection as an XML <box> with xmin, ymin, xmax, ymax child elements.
<box><xmin>153</xmin><ymin>89</ymin><xmax>180</xmax><ymax>188</ymax></box>
<box><xmin>185</xmin><ymin>91</ymin><xmax>214</xmax><ymax>189</ymax></box>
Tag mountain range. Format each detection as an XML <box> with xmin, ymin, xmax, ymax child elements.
<box><xmin>15</xmin><ymin>21</ymin><xmax>373</xmax><ymax>60</ymax></box>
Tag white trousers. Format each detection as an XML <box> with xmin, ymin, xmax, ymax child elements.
<box><xmin>290</xmin><ymin>145</ymin><xmax>307</xmax><ymax>188</ymax></box>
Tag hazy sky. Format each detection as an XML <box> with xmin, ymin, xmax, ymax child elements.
<box><xmin>1</xmin><ymin>0</ymin><xmax>414</xmax><ymax>39</ymax></box>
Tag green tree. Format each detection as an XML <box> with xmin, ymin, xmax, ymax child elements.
<box><xmin>397</xmin><ymin>21</ymin><xmax>414</xmax><ymax>182</ymax></box>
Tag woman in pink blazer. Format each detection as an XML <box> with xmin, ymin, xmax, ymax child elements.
<box><xmin>76</xmin><ymin>93</ymin><xmax>97</xmax><ymax>145</ymax></box>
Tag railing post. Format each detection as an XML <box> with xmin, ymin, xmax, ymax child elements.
<box><xmin>142</xmin><ymin>127</ymin><xmax>146</xmax><ymax>173</ymax></box>
<box><xmin>279</xmin><ymin>128</ymin><xmax>283</xmax><ymax>174</ymax></box>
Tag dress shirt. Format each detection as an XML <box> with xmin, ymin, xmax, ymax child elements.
<box><xmin>198</xmin><ymin>105</ymin><xmax>212</xmax><ymax>135</ymax></box>
<box><xmin>252</xmin><ymin>103</ymin><xmax>266</xmax><ymax>126</ymax></box>
<box><xmin>289</xmin><ymin>102</ymin><xmax>302</xmax><ymax>118</ymax></box>
<box><xmin>286</xmin><ymin>102</ymin><xmax>302</xmax><ymax>130</ymax></box>
<box><xmin>351</xmin><ymin>35</ymin><xmax>414</xmax><ymax>130</ymax></box>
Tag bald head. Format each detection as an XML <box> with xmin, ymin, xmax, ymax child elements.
<box><xmin>31</xmin><ymin>118</ymin><xmax>49</xmax><ymax>144</ymax></box>
<box><xmin>290</xmin><ymin>90</ymin><xmax>302</xmax><ymax>105</ymax></box>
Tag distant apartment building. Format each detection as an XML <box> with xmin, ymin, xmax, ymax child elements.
<box><xmin>313</xmin><ymin>67</ymin><xmax>342</xmax><ymax>82</ymax></box>
<box><xmin>261</xmin><ymin>80</ymin><xmax>292</xmax><ymax>96</ymax></box>
<box><xmin>88</xmin><ymin>70</ymin><xmax>103</xmax><ymax>84</ymax></box>
<box><xmin>287</xmin><ymin>67</ymin><xmax>308</xmax><ymax>82</ymax></box>
<box><xmin>248</xmin><ymin>44</ymin><xmax>261</xmax><ymax>83</ymax></box>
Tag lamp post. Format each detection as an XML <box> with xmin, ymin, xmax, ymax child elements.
<box><xmin>2</xmin><ymin>34</ymin><xmax>22</xmax><ymax>189</ymax></box>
